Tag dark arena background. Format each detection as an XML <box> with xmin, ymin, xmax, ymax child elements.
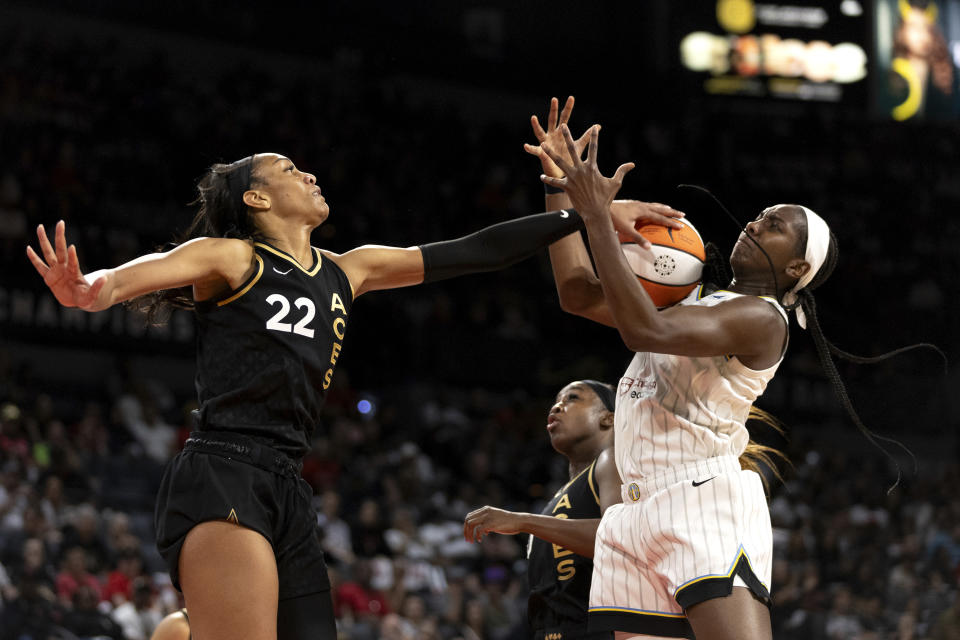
<box><xmin>1</xmin><ymin>1</ymin><xmax>958</xmax><ymax>638</ymax></box>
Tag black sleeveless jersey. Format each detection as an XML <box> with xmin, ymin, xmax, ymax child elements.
<box><xmin>192</xmin><ymin>241</ymin><xmax>353</xmax><ymax>458</ymax></box>
<box><xmin>527</xmin><ymin>459</ymin><xmax>606</xmax><ymax>636</ymax></box>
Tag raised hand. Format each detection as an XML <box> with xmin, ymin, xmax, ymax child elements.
<box><xmin>26</xmin><ymin>221</ymin><xmax>107</xmax><ymax>310</ymax></box>
<box><xmin>524</xmin><ymin>96</ymin><xmax>592</xmax><ymax>179</ymax></box>
<box><xmin>539</xmin><ymin>124</ymin><xmax>635</xmax><ymax>229</ymax></box>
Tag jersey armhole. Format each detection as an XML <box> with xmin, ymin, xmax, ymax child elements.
<box><xmin>757</xmin><ymin>296</ymin><xmax>789</xmax><ymax>360</ymax></box>
<box><xmin>317</xmin><ymin>248</ymin><xmax>356</xmax><ymax>303</ymax></box>
<box><xmin>587</xmin><ymin>459</ymin><xmax>601</xmax><ymax>506</ymax></box>
<box><xmin>731</xmin><ymin>296</ymin><xmax>789</xmax><ymax>370</ymax></box>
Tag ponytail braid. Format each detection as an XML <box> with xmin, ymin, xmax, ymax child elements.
<box><xmin>128</xmin><ymin>155</ymin><xmax>267</xmax><ymax>323</ymax></box>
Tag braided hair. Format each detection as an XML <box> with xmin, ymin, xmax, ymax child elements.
<box><xmin>788</xmin><ymin>230</ymin><xmax>945</xmax><ymax>490</ymax></box>
<box><xmin>130</xmin><ymin>155</ymin><xmax>268</xmax><ymax>323</ymax></box>
<box><xmin>685</xmin><ymin>186</ymin><xmax>946</xmax><ymax>491</ymax></box>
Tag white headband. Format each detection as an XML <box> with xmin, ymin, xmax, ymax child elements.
<box><xmin>781</xmin><ymin>205</ymin><xmax>830</xmax><ymax>329</ymax></box>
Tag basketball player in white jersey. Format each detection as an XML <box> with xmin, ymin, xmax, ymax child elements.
<box><xmin>525</xmin><ymin>107</ymin><xmax>834</xmax><ymax>640</ymax></box>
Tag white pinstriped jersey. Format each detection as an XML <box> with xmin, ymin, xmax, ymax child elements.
<box><xmin>614</xmin><ymin>286</ymin><xmax>788</xmax><ymax>483</ymax></box>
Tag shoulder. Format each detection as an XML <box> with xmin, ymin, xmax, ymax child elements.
<box><xmin>593</xmin><ymin>448</ymin><xmax>620</xmax><ymax>487</ymax></box>
<box><xmin>177</xmin><ymin>237</ymin><xmax>255</xmax><ymax>265</ymax></box>
<box><xmin>702</xmin><ymin>293</ymin><xmax>786</xmax><ymax>329</ymax></box>
<box><xmin>594</xmin><ymin>448</ymin><xmax>616</xmax><ymax>475</ymax></box>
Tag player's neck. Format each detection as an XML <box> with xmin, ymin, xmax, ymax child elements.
<box><xmin>726</xmin><ymin>277</ymin><xmax>777</xmax><ymax>299</ymax></box>
<box><xmin>566</xmin><ymin>446</ymin><xmax>603</xmax><ymax>479</ymax></box>
<box><xmin>257</xmin><ymin>219</ymin><xmax>314</xmax><ymax>267</ymax></box>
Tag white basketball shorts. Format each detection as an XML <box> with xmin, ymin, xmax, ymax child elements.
<box><xmin>587</xmin><ymin>455</ymin><xmax>773</xmax><ymax>638</ymax></box>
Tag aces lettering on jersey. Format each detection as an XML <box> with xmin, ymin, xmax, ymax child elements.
<box><xmin>551</xmin><ymin>493</ymin><xmax>576</xmax><ymax>581</ymax></box>
<box><xmin>323</xmin><ymin>293</ymin><xmax>348</xmax><ymax>389</ymax></box>
<box><xmin>264</xmin><ymin>291</ymin><xmax>347</xmax><ymax>390</ymax></box>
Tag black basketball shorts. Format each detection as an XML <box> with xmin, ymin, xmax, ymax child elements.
<box><xmin>154</xmin><ymin>430</ymin><xmax>331</xmax><ymax>601</ymax></box>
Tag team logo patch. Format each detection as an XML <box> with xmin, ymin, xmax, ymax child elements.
<box><xmin>627</xmin><ymin>483</ymin><xmax>641</xmax><ymax>502</ymax></box>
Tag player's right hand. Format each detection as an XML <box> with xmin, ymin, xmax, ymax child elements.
<box><xmin>463</xmin><ymin>505</ymin><xmax>522</xmax><ymax>543</ymax></box>
<box><xmin>26</xmin><ymin>221</ymin><xmax>107</xmax><ymax>311</ymax></box>
<box><xmin>524</xmin><ymin>96</ymin><xmax>591</xmax><ymax>179</ymax></box>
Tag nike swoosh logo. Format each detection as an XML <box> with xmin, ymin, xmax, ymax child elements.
<box><xmin>692</xmin><ymin>476</ymin><xmax>717</xmax><ymax>487</ymax></box>
<box><xmin>560</xmin><ymin>210</ymin><xmax>570</xmax><ymax>218</ymax></box>
<box><xmin>273</xmin><ymin>267</ymin><xmax>292</xmax><ymax>275</ymax></box>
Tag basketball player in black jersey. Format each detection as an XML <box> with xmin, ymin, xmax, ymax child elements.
<box><xmin>464</xmin><ymin>380</ymin><xmax>621</xmax><ymax>640</ymax></box>
<box><xmin>27</xmin><ymin>152</ymin><xmax>684</xmax><ymax>639</ymax></box>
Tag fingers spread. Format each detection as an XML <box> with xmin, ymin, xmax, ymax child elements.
<box><xmin>547</xmin><ymin>96</ymin><xmax>559</xmax><ymax>131</ymax></box>
<box><xmin>586</xmin><ymin>125</ymin><xmax>600</xmax><ymax>165</ymax></box>
<box><xmin>559</xmin><ymin>95</ymin><xmax>574</xmax><ymax>126</ymax></box>
<box><xmin>37</xmin><ymin>224</ymin><xmax>58</xmax><ymax>265</ymax></box>
<box><xmin>612</xmin><ymin>162</ymin><xmax>636</xmax><ymax>184</ymax></box>
<box><xmin>560</xmin><ymin>124</ymin><xmax>579</xmax><ymax>166</ymax></box>
<box><xmin>67</xmin><ymin>244</ymin><xmax>80</xmax><ymax>276</ymax></box>
<box><xmin>55</xmin><ymin>220</ymin><xmax>68</xmax><ymax>262</ymax></box>
<box><xmin>531</xmin><ymin>115</ymin><xmax>546</xmax><ymax>141</ymax></box>
<box><xmin>540</xmin><ymin>141</ymin><xmax>573</xmax><ymax>174</ymax></box>
<box><xmin>26</xmin><ymin>246</ymin><xmax>49</xmax><ymax>275</ymax></box>
<box><xmin>541</xmin><ymin>175</ymin><xmax>567</xmax><ymax>190</ymax></box>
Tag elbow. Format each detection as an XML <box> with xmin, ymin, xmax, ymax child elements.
<box><xmin>619</xmin><ymin>326</ymin><xmax>656</xmax><ymax>353</ymax></box>
<box><xmin>555</xmin><ymin>274</ymin><xmax>601</xmax><ymax>316</ymax></box>
<box><xmin>557</xmin><ymin>290</ymin><xmax>590</xmax><ymax>316</ymax></box>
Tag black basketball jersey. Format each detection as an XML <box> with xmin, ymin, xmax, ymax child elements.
<box><xmin>192</xmin><ymin>241</ymin><xmax>352</xmax><ymax>458</ymax></box>
<box><xmin>527</xmin><ymin>459</ymin><xmax>606</xmax><ymax>636</ymax></box>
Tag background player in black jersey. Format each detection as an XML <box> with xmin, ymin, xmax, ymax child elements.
<box><xmin>26</xmin><ymin>152</ymin><xmax>683</xmax><ymax>640</ymax></box>
<box><xmin>464</xmin><ymin>380</ymin><xmax>621</xmax><ymax>640</ymax></box>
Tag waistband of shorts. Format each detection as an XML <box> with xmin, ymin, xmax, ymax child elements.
<box><xmin>184</xmin><ymin>430</ymin><xmax>303</xmax><ymax>478</ymax></box>
<box><xmin>621</xmin><ymin>455</ymin><xmax>742</xmax><ymax>503</ymax></box>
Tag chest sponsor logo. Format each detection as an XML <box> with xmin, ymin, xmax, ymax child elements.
<box><xmin>619</xmin><ymin>376</ymin><xmax>657</xmax><ymax>400</ymax></box>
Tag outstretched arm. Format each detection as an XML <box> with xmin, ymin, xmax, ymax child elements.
<box><xmin>463</xmin><ymin>448</ymin><xmax>622</xmax><ymax>559</ymax></box>
<box><xmin>330</xmin><ymin>208</ymin><xmax>586</xmax><ymax>298</ymax></box>
<box><xmin>26</xmin><ymin>221</ymin><xmax>254</xmax><ymax>312</ymax></box>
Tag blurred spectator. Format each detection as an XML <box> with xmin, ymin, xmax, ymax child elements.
<box><xmin>60</xmin><ymin>502</ymin><xmax>110</xmax><ymax>572</ymax></box>
<box><xmin>931</xmin><ymin>589</ymin><xmax>960</xmax><ymax>640</ymax></box>
<box><xmin>351</xmin><ymin>498</ymin><xmax>392</xmax><ymax>559</ymax></box>
<box><xmin>316</xmin><ymin>489</ymin><xmax>354</xmax><ymax>566</ymax></box>
<box><xmin>335</xmin><ymin>558</ymin><xmax>394</xmax><ymax>634</ymax></box>
<box><xmin>62</xmin><ymin>583</ymin><xmax>125</xmax><ymax>640</ymax></box>
<box><xmin>824</xmin><ymin>585</ymin><xmax>862</xmax><ymax>639</ymax></box>
<box><xmin>103</xmin><ymin>547</ymin><xmax>145</xmax><ymax>606</ymax></box>
<box><xmin>112</xmin><ymin>576</ymin><xmax>163</xmax><ymax>640</ymax></box>
<box><xmin>116</xmin><ymin>389</ymin><xmax>176</xmax><ymax>465</ymax></box>
<box><xmin>55</xmin><ymin>545</ymin><xmax>101</xmax><ymax>606</ymax></box>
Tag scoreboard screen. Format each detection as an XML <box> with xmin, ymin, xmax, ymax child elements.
<box><xmin>675</xmin><ymin>0</ymin><xmax>870</xmax><ymax>104</ymax></box>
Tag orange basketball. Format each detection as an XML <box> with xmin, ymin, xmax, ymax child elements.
<box><xmin>618</xmin><ymin>217</ymin><xmax>706</xmax><ymax>308</ymax></box>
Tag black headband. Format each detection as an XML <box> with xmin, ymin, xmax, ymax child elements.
<box><xmin>581</xmin><ymin>380</ymin><xmax>615</xmax><ymax>412</ymax></box>
<box><xmin>225</xmin><ymin>155</ymin><xmax>254</xmax><ymax>218</ymax></box>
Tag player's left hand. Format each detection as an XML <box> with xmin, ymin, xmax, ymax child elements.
<box><xmin>463</xmin><ymin>505</ymin><xmax>522</xmax><ymax>543</ymax></box>
<box><xmin>611</xmin><ymin>200</ymin><xmax>686</xmax><ymax>249</ymax></box>
<box><xmin>539</xmin><ymin>125</ymin><xmax>636</xmax><ymax>235</ymax></box>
